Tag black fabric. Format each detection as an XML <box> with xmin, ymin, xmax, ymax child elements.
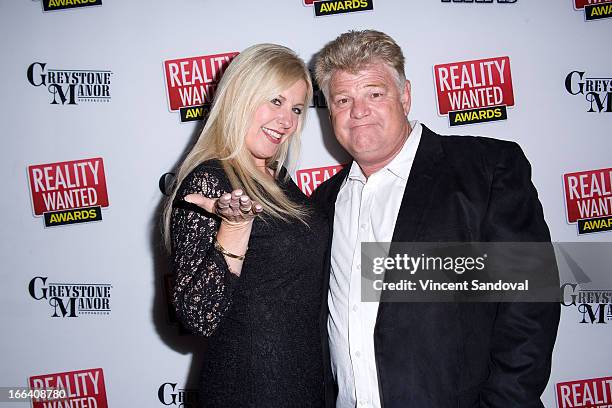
<box><xmin>311</xmin><ymin>125</ymin><xmax>560</xmax><ymax>408</ymax></box>
<box><xmin>171</xmin><ymin>160</ymin><xmax>327</xmax><ymax>407</ymax></box>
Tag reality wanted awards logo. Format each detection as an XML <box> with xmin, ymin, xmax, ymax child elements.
<box><xmin>40</xmin><ymin>0</ymin><xmax>102</xmax><ymax>12</ymax></box>
<box><xmin>158</xmin><ymin>382</ymin><xmax>200</xmax><ymax>407</ymax></box>
<box><xmin>27</xmin><ymin>62</ymin><xmax>112</xmax><ymax>105</ymax></box>
<box><xmin>303</xmin><ymin>0</ymin><xmax>373</xmax><ymax>17</ymax></box>
<box><xmin>561</xmin><ymin>283</ymin><xmax>612</xmax><ymax>324</ymax></box>
<box><xmin>28</xmin><ymin>157</ymin><xmax>109</xmax><ymax>228</ymax></box>
<box><xmin>557</xmin><ymin>375</ymin><xmax>612</xmax><ymax>407</ymax></box>
<box><xmin>565</xmin><ymin>71</ymin><xmax>612</xmax><ymax>112</ymax></box>
<box><xmin>29</xmin><ymin>276</ymin><xmax>112</xmax><ymax>318</ymax></box>
<box><xmin>164</xmin><ymin>52</ymin><xmax>238</xmax><ymax>123</ymax></box>
<box><xmin>29</xmin><ymin>368</ymin><xmax>108</xmax><ymax>408</ymax></box>
<box><xmin>296</xmin><ymin>164</ymin><xmax>345</xmax><ymax>196</ymax></box>
<box><xmin>434</xmin><ymin>56</ymin><xmax>514</xmax><ymax>127</ymax></box>
<box><xmin>574</xmin><ymin>0</ymin><xmax>612</xmax><ymax>21</ymax></box>
<box><xmin>564</xmin><ymin>167</ymin><xmax>612</xmax><ymax>234</ymax></box>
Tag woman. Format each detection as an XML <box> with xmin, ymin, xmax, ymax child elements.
<box><xmin>162</xmin><ymin>44</ymin><xmax>327</xmax><ymax>407</ymax></box>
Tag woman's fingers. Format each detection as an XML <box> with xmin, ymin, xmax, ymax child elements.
<box><xmin>217</xmin><ymin>193</ymin><xmax>231</xmax><ymax>209</ymax></box>
<box><xmin>217</xmin><ymin>190</ymin><xmax>260</xmax><ymax>222</ymax></box>
<box><xmin>184</xmin><ymin>189</ymin><xmax>262</xmax><ymax>222</ymax></box>
<box><xmin>239</xmin><ymin>196</ymin><xmax>252</xmax><ymax>213</ymax></box>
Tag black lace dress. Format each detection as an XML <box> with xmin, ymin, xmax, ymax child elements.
<box><xmin>171</xmin><ymin>160</ymin><xmax>327</xmax><ymax>407</ymax></box>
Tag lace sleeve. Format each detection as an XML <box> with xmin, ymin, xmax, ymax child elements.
<box><xmin>170</xmin><ymin>164</ymin><xmax>238</xmax><ymax>336</ymax></box>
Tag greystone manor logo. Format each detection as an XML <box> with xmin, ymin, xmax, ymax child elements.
<box><xmin>28</xmin><ymin>277</ymin><xmax>112</xmax><ymax>317</ymax></box>
<box><xmin>558</xmin><ymin>245</ymin><xmax>612</xmax><ymax>324</ymax></box>
<box><xmin>27</xmin><ymin>62</ymin><xmax>112</xmax><ymax>105</ymax></box>
<box><xmin>158</xmin><ymin>383</ymin><xmax>199</xmax><ymax>407</ymax></box>
<box><xmin>565</xmin><ymin>71</ymin><xmax>612</xmax><ymax>112</ymax></box>
<box><xmin>562</xmin><ymin>283</ymin><xmax>612</xmax><ymax>324</ymax></box>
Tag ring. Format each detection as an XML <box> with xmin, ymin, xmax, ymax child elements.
<box><xmin>240</xmin><ymin>207</ymin><xmax>251</xmax><ymax>214</ymax></box>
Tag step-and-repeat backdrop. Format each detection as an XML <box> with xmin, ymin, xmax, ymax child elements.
<box><xmin>1</xmin><ymin>1</ymin><xmax>611</xmax><ymax>407</ymax></box>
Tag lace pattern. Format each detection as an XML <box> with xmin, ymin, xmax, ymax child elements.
<box><xmin>170</xmin><ymin>163</ymin><xmax>237</xmax><ymax>336</ymax></box>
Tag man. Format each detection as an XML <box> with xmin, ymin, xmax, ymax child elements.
<box><xmin>312</xmin><ymin>30</ymin><xmax>560</xmax><ymax>408</ymax></box>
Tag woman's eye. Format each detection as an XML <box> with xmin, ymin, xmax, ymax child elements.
<box><xmin>292</xmin><ymin>107</ymin><xmax>303</xmax><ymax>115</ymax></box>
<box><xmin>271</xmin><ymin>98</ymin><xmax>281</xmax><ymax>106</ymax></box>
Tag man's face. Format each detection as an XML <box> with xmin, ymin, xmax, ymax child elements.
<box><xmin>328</xmin><ymin>63</ymin><xmax>411</xmax><ymax>174</ymax></box>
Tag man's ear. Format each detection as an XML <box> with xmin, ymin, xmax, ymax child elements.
<box><xmin>401</xmin><ymin>80</ymin><xmax>412</xmax><ymax>116</ymax></box>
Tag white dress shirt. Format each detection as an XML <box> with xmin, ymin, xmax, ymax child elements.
<box><xmin>327</xmin><ymin>121</ymin><xmax>422</xmax><ymax>408</ymax></box>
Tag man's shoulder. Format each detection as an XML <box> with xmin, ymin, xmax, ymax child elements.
<box><xmin>422</xmin><ymin>125</ymin><xmax>524</xmax><ymax>164</ymax></box>
<box><xmin>427</xmin><ymin>126</ymin><xmax>517</xmax><ymax>152</ymax></box>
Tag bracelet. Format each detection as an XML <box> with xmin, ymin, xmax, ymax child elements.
<box><xmin>214</xmin><ymin>239</ymin><xmax>246</xmax><ymax>261</ymax></box>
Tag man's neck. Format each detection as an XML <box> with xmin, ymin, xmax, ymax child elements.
<box><xmin>358</xmin><ymin>122</ymin><xmax>413</xmax><ymax>179</ymax></box>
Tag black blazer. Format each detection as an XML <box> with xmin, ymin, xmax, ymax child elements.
<box><xmin>312</xmin><ymin>125</ymin><xmax>560</xmax><ymax>408</ymax></box>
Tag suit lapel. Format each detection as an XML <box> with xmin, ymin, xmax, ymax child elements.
<box><xmin>391</xmin><ymin>125</ymin><xmax>445</xmax><ymax>243</ymax></box>
<box><xmin>376</xmin><ymin>126</ymin><xmax>445</xmax><ymax>323</ymax></box>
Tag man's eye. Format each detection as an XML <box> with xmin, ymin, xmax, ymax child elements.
<box><xmin>371</xmin><ymin>92</ymin><xmax>383</xmax><ymax>98</ymax></box>
<box><xmin>292</xmin><ymin>107</ymin><xmax>303</xmax><ymax>115</ymax></box>
<box><xmin>271</xmin><ymin>98</ymin><xmax>282</xmax><ymax>106</ymax></box>
<box><xmin>336</xmin><ymin>98</ymin><xmax>348</xmax><ymax>105</ymax></box>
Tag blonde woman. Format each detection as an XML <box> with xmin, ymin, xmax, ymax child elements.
<box><xmin>163</xmin><ymin>44</ymin><xmax>326</xmax><ymax>407</ymax></box>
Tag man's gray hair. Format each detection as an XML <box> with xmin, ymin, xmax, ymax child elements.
<box><xmin>314</xmin><ymin>29</ymin><xmax>406</xmax><ymax>100</ymax></box>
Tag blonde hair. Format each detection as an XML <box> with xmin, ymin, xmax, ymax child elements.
<box><xmin>314</xmin><ymin>29</ymin><xmax>405</xmax><ymax>100</ymax></box>
<box><xmin>162</xmin><ymin>43</ymin><xmax>313</xmax><ymax>250</ymax></box>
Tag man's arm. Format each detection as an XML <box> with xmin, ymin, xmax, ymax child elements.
<box><xmin>480</xmin><ymin>142</ymin><xmax>560</xmax><ymax>407</ymax></box>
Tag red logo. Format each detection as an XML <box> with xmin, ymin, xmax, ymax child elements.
<box><xmin>434</xmin><ymin>56</ymin><xmax>514</xmax><ymax>126</ymax></box>
<box><xmin>164</xmin><ymin>52</ymin><xmax>238</xmax><ymax>122</ymax></box>
<box><xmin>575</xmin><ymin>0</ymin><xmax>612</xmax><ymax>8</ymax></box>
<box><xmin>564</xmin><ymin>167</ymin><xmax>612</xmax><ymax>234</ymax></box>
<box><xmin>556</xmin><ymin>375</ymin><xmax>612</xmax><ymax>408</ymax></box>
<box><xmin>28</xmin><ymin>157</ymin><xmax>109</xmax><ymax>227</ymax></box>
<box><xmin>296</xmin><ymin>164</ymin><xmax>345</xmax><ymax>196</ymax></box>
<box><xmin>574</xmin><ymin>0</ymin><xmax>612</xmax><ymax>20</ymax></box>
<box><xmin>29</xmin><ymin>368</ymin><xmax>108</xmax><ymax>408</ymax></box>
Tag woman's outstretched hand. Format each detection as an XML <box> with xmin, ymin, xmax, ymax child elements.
<box><xmin>184</xmin><ymin>189</ymin><xmax>263</xmax><ymax>226</ymax></box>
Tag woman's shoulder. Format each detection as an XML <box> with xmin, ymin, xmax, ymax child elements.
<box><xmin>177</xmin><ymin>159</ymin><xmax>230</xmax><ymax>198</ymax></box>
<box><xmin>192</xmin><ymin>158</ymin><xmax>223</xmax><ymax>171</ymax></box>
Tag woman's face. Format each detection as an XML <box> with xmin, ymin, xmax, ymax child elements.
<box><xmin>245</xmin><ymin>79</ymin><xmax>308</xmax><ymax>168</ymax></box>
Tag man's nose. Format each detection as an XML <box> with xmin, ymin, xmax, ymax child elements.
<box><xmin>350</xmin><ymin>97</ymin><xmax>369</xmax><ymax>119</ymax></box>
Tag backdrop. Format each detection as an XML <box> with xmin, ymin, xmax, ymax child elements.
<box><xmin>1</xmin><ymin>1</ymin><xmax>611</xmax><ymax>407</ymax></box>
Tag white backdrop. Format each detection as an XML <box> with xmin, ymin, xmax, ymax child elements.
<box><xmin>1</xmin><ymin>1</ymin><xmax>611</xmax><ymax>407</ymax></box>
